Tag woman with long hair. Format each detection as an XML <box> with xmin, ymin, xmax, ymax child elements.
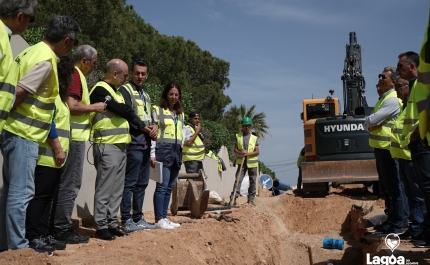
<box><xmin>151</xmin><ymin>82</ymin><xmax>186</xmax><ymax>230</ymax></box>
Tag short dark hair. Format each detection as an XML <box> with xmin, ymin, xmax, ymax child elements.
<box><xmin>158</xmin><ymin>82</ymin><xmax>183</xmax><ymax>114</ymax></box>
<box><xmin>398</xmin><ymin>51</ymin><xmax>419</xmax><ymax>67</ymax></box>
<box><xmin>45</xmin><ymin>16</ymin><xmax>80</xmax><ymax>43</ymax></box>
<box><xmin>189</xmin><ymin>112</ymin><xmax>200</xmax><ymax>118</ymax></box>
<box><xmin>0</xmin><ymin>0</ymin><xmax>36</xmax><ymax>19</ymax></box>
<box><xmin>57</xmin><ymin>56</ymin><xmax>74</xmax><ymax>101</ymax></box>
<box><xmin>132</xmin><ymin>59</ymin><xmax>149</xmax><ymax>73</ymax></box>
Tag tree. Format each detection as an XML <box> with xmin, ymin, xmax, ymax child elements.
<box><xmin>222</xmin><ymin>104</ymin><xmax>270</xmax><ymax>140</ymax></box>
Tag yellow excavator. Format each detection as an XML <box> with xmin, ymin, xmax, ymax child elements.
<box><xmin>300</xmin><ymin>32</ymin><xmax>378</xmax><ymax>197</ymax></box>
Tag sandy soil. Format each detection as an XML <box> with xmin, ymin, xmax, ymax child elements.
<box><xmin>1</xmin><ymin>185</ymin><xmax>429</xmax><ymax>265</ymax></box>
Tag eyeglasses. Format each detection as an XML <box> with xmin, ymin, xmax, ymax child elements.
<box><xmin>378</xmin><ymin>74</ymin><xmax>387</xmax><ymax>80</ymax></box>
<box><xmin>24</xmin><ymin>13</ymin><xmax>36</xmax><ymax>24</ymax></box>
<box><xmin>73</xmin><ymin>38</ymin><xmax>79</xmax><ymax>47</ymax></box>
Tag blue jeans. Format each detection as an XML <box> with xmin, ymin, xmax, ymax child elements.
<box><xmin>120</xmin><ymin>149</ymin><xmax>150</xmax><ymax>223</ymax></box>
<box><xmin>153</xmin><ymin>164</ymin><xmax>180</xmax><ymax>221</ymax></box>
<box><xmin>0</xmin><ymin>130</ymin><xmax>38</xmax><ymax>250</ymax></box>
<box><xmin>399</xmin><ymin>158</ymin><xmax>426</xmax><ymax>236</ymax></box>
<box><xmin>374</xmin><ymin>148</ymin><xmax>405</xmax><ymax>232</ymax></box>
<box><xmin>409</xmin><ymin>139</ymin><xmax>430</xmax><ymax>237</ymax></box>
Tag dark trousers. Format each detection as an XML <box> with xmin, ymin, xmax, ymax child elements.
<box><xmin>26</xmin><ymin>165</ymin><xmax>61</xmax><ymax>241</ymax></box>
<box><xmin>409</xmin><ymin>139</ymin><xmax>430</xmax><ymax>238</ymax></box>
<box><xmin>231</xmin><ymin>165</ymin><xmax>258</xmax><ymax>201</ymax></box>
<box><xmin>120</xmin><ymin>149</ymin><xmax>151</xmax><ymax>223</ymax></box>
<box><xmin>183</xmin><ymin>160</ymin><xmax>203</xmax><ymax>173</ymax></box>
<box><xmin>374</xmin><ymin>148</ymin><xmax>405</xmax><ymax>232</ymax></box>
<box><xmin>296</xmin><ymin>167</ymin><xmax>302</xmax><ymax>189</ymax></box>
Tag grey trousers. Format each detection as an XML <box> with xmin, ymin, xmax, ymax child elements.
<box><xmin>93</xmin><ymin>143</ymin><xmax>127</xmax><ymax>230</ymax></box>
<box><xmin>51</xmin><ymin>140</ymin><xmax>86</xmax><ymax>236</ymax></box>
<box><xmin>231</xmin><ymin>165</ymin><xmax>258</xmax><ymax>200</ymax></box>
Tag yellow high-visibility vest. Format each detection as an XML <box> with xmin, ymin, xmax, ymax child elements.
<box><xmin>89</xmin><ymin>81</ymin><xmax>131</xmax><ymax>144</ymax></box>
<box><xmin>0</xmin><ymin>20</ymin><xmax>16</xmax><ymax>134</ymax></box>
<box><xmin>183</xmin><ymin>125</ymin><xmax>205</xmax><ymax>161</ymax></box>
<box><xmin>415</xmin><ymin>20</ymin><xmax>430</xmax><ymax>140</ymax></box>
<box><xmin>206</xmin><ymin>150</ymin><xmax>222</xmax><ymax>172</ymax></box>
<box><xmin>390</xmin><ymin>109</ymin><xmax>410</xmax><ymax>160</ymax></box>
<box><xmin>122</xmin><ymin>82</ymin><xmax>152</xmax><ymax>124</ymax></box>
<box><xmin>235</xmin><ymin>132</ymin><xmax>259</xmax><ymax>168</ymax></box>
<box><xmin>400</xmin><ymin>80</ymin><xmax>419</xmax><ymax>148</ymax></box>
<box><xmin>37</xmin><ymin>97</ymin><xmax>71</xmax><ymax>168</ymax></box>
<box><xmin>70</xmin><ymin>67</ymin><xmax>91</xmax><ymax>141</ymax></box>
<box><xmin>154</xmin><ymin>106</ymin><xmax>184</xmax><ymax>143</ymax></box>
<box><xmin>369</xmin><ymin>90</ymin><xmax>402</xmax><ymax>150</ymax></box>
<box><xmin>4</xmin><ymin>41</ymin><xmax>58</xmax><ymax>142</ymax></box>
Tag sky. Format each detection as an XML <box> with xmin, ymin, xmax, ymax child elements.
<box><xmin>128</xmin><ymin>0</ymin><xmax>429</xmax><ymax>185</ymax></box>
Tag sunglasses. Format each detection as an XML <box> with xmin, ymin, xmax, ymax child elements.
<box><xmin>25</xmin><ymin>13</ymin><xmax>36</xmax><ymax>24</ymax></box>
<box><xmin>378</xmin><ymin>74</ymin><xmax>387</xmax><ymax>80</ymax></box>
<box><xmin>73</xmin><ymin>38</ymin><xmax>79</xmax><ymax>47</ymax></box>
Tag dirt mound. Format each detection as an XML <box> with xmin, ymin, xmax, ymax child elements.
<box><xmin>0</xmin><ymin>190</ymin><xmax>398</xmax><ymax>265</ymax></box>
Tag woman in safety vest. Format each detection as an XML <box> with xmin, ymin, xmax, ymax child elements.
<box><xmin>25</xmin><ymin>56</ymin><xmax>74</xmax><ymax>253</ymax></box>
<box><xmin>151</xmin><ymin>82</ymin><xmax>186</xmax><ymax>230</ymax></box>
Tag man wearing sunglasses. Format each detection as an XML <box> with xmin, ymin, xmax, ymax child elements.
<box><xmin>397</xmin><ymin>51</ymin><xmax>430</xmax><ymax>248</ymax></box>
<box><xmin>0</xmin><ymin>0</ymin><xmax>37</xmax><ymax>134</ymax></box>
<box><xmin>365</xmin><ymin>67</ymin><xmax>404</xmax><ymax>236</ymax></box>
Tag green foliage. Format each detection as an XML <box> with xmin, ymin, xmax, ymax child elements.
<box><xmin>22</xmin><ymin>27</ymin><xmax>46</xmax><ymax>45</ymax></box>
<box><xmin>222</xmin><ymin>104</ymin><xmax>270</xmax><ymax>140</ymax></box>
<box><xmin>200</xmin><ymin>120</ymin><xmax>233</xmax><ymax>158</ymax></box>
<box><xmin>259</xmin><ymin>162</ymin><xmax>277</xmax><ymax>180</ymax></box>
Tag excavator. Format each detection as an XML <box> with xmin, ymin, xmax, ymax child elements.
<box><xmin>300</xmin><ymin>32</ymin><xmax>378</xmax><ymax>197</ymax></box>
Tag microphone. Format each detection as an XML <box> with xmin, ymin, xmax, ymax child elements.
<box><xmin>104</xmin><ymin>95</ymin><xmax>112</xmax><ymax>103</ymax></box>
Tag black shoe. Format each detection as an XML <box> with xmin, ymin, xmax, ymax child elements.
<box><xmin>412</xmin><ymin>238</ymin><xmax>430</xmax><ymax>248</ymax></box>
<box><xmin>95</xmin><ymin>229</ymin><xmax>115</xmax><ymax>240</ymax></box>
<box><xmin>373</xmin><ymin>221</ymin><xmax>388</xmax><ymax>230</ymax></box>
<box><xmin>398</xmin><ymin>230</ymin><xmax>411</xmax><ymax>239</ymax></box>
<box><xmin>108</xmin><ymin>226</ymin><xmax>129</xmax><ymax>237</ymax></box>
<box><xmin>411</xmin><ymin>233</ymin><xmax>424</xmax><ymax>240</ymax></box>
<box><xmin>29</xmin><ymin>237</ymin><xmax>55</xmax><ymax>255</ymax></box>
<box><xmin>55</xmin><ymin>230</ymin><xmax>90</xmax><ymax>244</ymax></box>
<box><xmin>374</xmin><ymin>226</ymin><xmax>403</xmax><ymax>236</ymax></box>
<box><xmin>43</xmin><ymin>235</ymin><xmax>66</xmax><ymax>250</ymax></box>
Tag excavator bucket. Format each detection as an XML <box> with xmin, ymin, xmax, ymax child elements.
<box><xmin>301</xmin><ymin>160</ymin><xmax>378</xmax><ymax>183</ymax></box>
<box><xmin>170</xmin><ymin>170</ymin><xmax>209</xmax><ymax>218</ymax></box>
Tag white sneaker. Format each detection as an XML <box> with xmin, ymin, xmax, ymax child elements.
<box><xmin>156</xmin><ymin>219</ymin><xmax>174</xmax><ymax>230</ymax></box>
<box><xmin>164</xmin><ymin>218</ymin><xmax>180</xmax><ymax>228</ymax></box>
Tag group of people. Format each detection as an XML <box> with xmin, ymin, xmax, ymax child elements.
<box><xmin>364</xmin><ymin>51</ymin><xmax>430</xmax><ymax>248</ymax></box>
<box><xmin>0</xmin><ymin>0</ymin><xmax>261</xmax><ymax>256</ymax></box>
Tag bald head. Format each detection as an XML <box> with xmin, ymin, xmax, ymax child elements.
<box><xmin>104</xmin><ymin>59</ymin><xmax>128</xmax><ymax>87</ymax></box>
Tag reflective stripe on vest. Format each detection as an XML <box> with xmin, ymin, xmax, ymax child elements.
<box><xmin>155</xmin><ymin>106</ymin><xmax>184</xmax><ymax>144</ymax></box>
<box><xmin>37</xmin><ymin>98</ymin><xmax>71</xmax><ymax>168</ymax></box>
<box><xmin>369</xmin><ymin>90</ymin><xmax>401</xmax><ymax>150</ymax></box>
<box><xmin>390</xmin><ymin>109</ymin><xmax>411</xmax><ymax>160</ymax></box>
<box><xmin>89</xmin><ymin>81</ymin><xmax>131</xmax><ymax>144</ymax></box>
<box><xmin>0</xmin><ymin>21</ymin><xmax>16</xmax><ymax>134</ymax></box>
<box><xmin>70</xmin><ymin>67</ymin><xmax>91</xmax><ymax>141</ymax></box>
<box><xmin>235</xmin><ymin>132</ymin><xmax>259</xmax><ymax>168</ymax></box>
<box><xmin>182</xmin><ymin>125</ymin><xmax>205</xmax><ymax>161</ymax></box>
<box><xmin>122</xmin><ymin>83</ymin><xmax>151</xmax><ymax>124</ymax></box>
<box><xmin>4</xmin><ymin>41</ymin><xmax>58</xmax><ymax>142</ymax></box>
<box><xmin>401</xmin><ymin>80</ymin><xmax>419</xmax><ymax>147</ymax></box>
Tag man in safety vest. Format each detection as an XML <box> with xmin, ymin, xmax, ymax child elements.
<box><xmin>230</xmin><ymin>117</ymin><xmax>260</xmax><ymax>206</ymax></box>
<box><xmin>0</xmin><ymin>0</ymin><xmax>37</xmax><ymax>133</ymax></box>
<box><xmin>89</xmin><ymin>59</ymin><xmax>150</xmax><ymax>241</ymax></box>
<box><xmin>118</xmin><ymin>59</ymin><xmax>157</xmax><ymax>233</ymax></box>
<box><xmin>51</xmin><ymin>45</ymin><xmax>106</xmax><ymax>244</ymax></box>
<box><xmin>390</xmin><ymin>76</ymin><xmax>426</xmax><ymax>241</ymax></box>
<box><xmin>399</xmin><ymin>48</ymin><xmax>430</xmax><ymax>247</ymax></box>
<box><xmin>364</xmin><ymin>66</ymin><xmax>404</xmax><ymax>235</ymax></box>
<box><xmin>183</xmin><ymin>112</ymin><xmax>205</xmax><ymax>173</ymax></box>
<box><xmin>0</xmin><ymin>16</ymin><xmax>80</xmax><ymax>252</ymax></box>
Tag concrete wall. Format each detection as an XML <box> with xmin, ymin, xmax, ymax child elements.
<box><xmin>0</xmin><ymin>145</ymin><xmax>236</xmax><ymax>217</ymax></box>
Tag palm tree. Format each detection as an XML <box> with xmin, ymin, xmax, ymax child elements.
<box><xmin>222</xmin><ymin>104</ymin><xmax>270</xmax><ymax>140</ymax></box>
